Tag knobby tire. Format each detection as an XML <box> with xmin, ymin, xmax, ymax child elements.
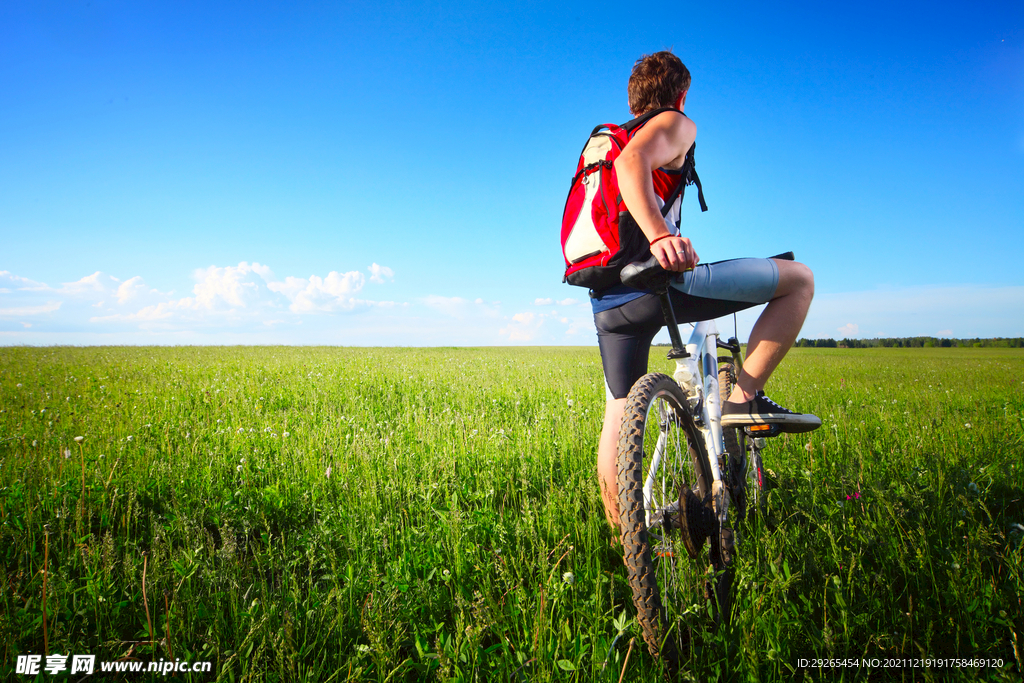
<box><xmin>616</xmin><ymin>373</ymin><xmax>717</xmax><ymax>666</ymax></box>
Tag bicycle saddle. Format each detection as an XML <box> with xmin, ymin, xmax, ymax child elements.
<box><xmin>620</xmin><ymin>251</ymin><xmax>796</xmax><ymax>291</ymax></box>
<box><xmin>620</xmin><ymin>256</ymin><xmax>672</xmax><ymax>292</ymax></box>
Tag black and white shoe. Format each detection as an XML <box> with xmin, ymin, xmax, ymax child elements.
<box><xmin>721</xmin><ymin>391</ymin><xmax>821</xmax><ymax>433</ymax></box>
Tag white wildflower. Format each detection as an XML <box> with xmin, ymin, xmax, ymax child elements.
<box><xmin>562</xmin><ymin>571</ymin><xmax>575</xmax><ymax>585</ymax></box>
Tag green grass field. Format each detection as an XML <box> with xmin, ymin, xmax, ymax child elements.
<box><xmin>1</xmin><ymin>346</ymin><xmax>1022</xmax><ymax>681</ymax></box>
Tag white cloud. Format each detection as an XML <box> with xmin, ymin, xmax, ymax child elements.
<box><xmin>804</xmin><ymin>285</ymin><xmax>1024</xmax><ymax>339</ymax></box>
<box><xmin>368</xmin><ymin>263</ymin><xmax>394</xmax><ymax>284</ymax></box>
<box><xmin>1</xmin><ymin>262</ymin><xmax>399</xmax><ymax>339</ymax></box>
<box><xmin>0</xmin><ymin>270</ymin><xmax>49</xmax><ymax>291</ymax></box>
<box><xmin>264</xmin><ymin>276</ymin><xmax>307</xmax><ymax>301</ymax></box>
<box><xmin>422</xmin><ymin>295</ymin><xmax>499</xmax><ymax>319</ymax></box>
<box><xmin>286</xmin><ymin>271</ymin><xmax>366</xmax><ymax>313</ymax></box>
<box><xmin>116</xmin><ymin>276</ymin><xmax>148</xmax><ymax>304</ymax></box>
<box><xmin>251</xmin><ymin>263</ymin><xmax>274</xmax><ymax>280</ymax></box>
<box><xmin>191</xmin><ymin>262</ymin><xmax>265</xmax><ymax>309</ymax></box>
<box><xmin>0</xmin><ymin>301</ymin><xmax>62</xmax><ymax>316</ymax></box>
<box><xmin>718</xmin><ymin>284</ymin><xmax>1024</xmax><ymax>344</ymax></box>
<box><xmin>500</xmin><ymin>312</ymin><xmax>543</xmax><ymax>341</ymax></box>
<box><xmin>937</xmin><ymin>329</ymin><xmax>953</xmax><ymax>337</ymax></box>
<box><xmin>60</xmin><ymin>271</ymin><xmax>107</xmax><ymax>294</ymax></box>
<box><xmin>535</xmin><ymin>297</ymin><xmax>579</xmax><ymax>307</ymax></box>
<box><xmin>5</xmin><ymin>267</ymin><xmax>1022</xmax><ymax>345</ymax></box>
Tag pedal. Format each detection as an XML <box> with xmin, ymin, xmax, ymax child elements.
<box><xmin>743</xmin><ymin>424</ymin><xmax>783</xmax><ymax>438</ymax></box>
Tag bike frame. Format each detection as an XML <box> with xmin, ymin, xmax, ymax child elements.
<box><xmin>642</xmin><ymin>318</ymin><xmax>732</xmax><ymax>527</ymax></box>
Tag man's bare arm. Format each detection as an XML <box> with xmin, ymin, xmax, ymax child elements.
<box><xmin>614</xmin><ymin>112</ymin><xmax>698</xmax><ymax>272</ymax></box>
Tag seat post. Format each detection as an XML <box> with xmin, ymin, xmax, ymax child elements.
<box><xmin>657</xmin><ymin>290</ymin><xmax>689</xmax><ymax>360</ymax></box>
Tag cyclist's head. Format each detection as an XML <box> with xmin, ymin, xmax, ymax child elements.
<box><xmin>628</xmin><ymin>51</ymin><xmax>691</xmax><ymax>116</ymax></box>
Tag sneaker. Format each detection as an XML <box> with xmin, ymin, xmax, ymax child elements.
<box><xmin>720</xmin><ymin>391</ymin><xmax>821</xmax><ymax>433</ymax></box>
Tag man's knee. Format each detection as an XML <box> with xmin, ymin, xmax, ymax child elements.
<box><xmin>794</xmin><ymin>261</ymin><xmax>814</xmax><ymax>297</ymax></box>
<box><xmin>775</xmin><ymin>259</ymin><xmax>814</xmax><ymax>299</ymax></box>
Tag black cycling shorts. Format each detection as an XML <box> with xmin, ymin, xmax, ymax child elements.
<box><xmin>595</xmin><ymin>258</ymin><xmax>779</xmax><ymax>399</ymax></box>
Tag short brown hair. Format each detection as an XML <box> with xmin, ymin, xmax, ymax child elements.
<box><xmin>628</xmin><ymin>51</ymin><xmax>691</xmax><ymax>116</ymax></box>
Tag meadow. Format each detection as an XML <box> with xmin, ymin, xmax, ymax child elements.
<box><xmin>0</xmin><ymin>345</ymin><xmax>1021</xmax><ymax>682</ymax></box>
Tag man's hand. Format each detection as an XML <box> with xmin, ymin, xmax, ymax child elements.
<box><xmin>651</xmin><ymin>234</ymin><xmax>699</xmax><ymax>272</ymax></box>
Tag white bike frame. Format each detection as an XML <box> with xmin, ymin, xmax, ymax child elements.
<box><xmin>641</xmin><ymin>318</ymin><xmax>731</xmax><ymax>527</ymax></box>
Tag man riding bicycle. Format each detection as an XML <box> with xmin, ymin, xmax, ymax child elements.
<box><xmin>591</xmin><ymin>51</ymin><xmax>821</xmax><ymax>531</ymax></box>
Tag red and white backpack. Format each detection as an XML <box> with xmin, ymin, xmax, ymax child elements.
<box><xmin>560</xmin><ymin>107</ymin><xmax>707</xmax><ymax>291</ymax></box>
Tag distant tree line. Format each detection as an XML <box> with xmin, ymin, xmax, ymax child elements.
<box><xmin>794</xmin><ymin>337</ymin><xmax>1024</xmax><ymax>349</ymax></box>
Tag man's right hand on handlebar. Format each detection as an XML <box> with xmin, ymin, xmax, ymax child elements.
<box><xmin>650</xmin><ymin>233</ymin><xmax>699</xmax><ymax>272</ymax></box>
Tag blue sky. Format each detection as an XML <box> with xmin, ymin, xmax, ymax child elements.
<box><xmin>2</xmin><ymin>1</ymin><xmax>1022</xmax><ymax>345</ymax></box>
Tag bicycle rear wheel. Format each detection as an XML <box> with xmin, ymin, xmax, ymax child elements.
<box><xmin>718</xmin><ymin>359</ymin><xmax>765</xmax><ymax>521</ymax></box>
<box><xmin>616</xmin><ymin>373</ymin><xmax>722</xmax><ymax>663</ymax></box>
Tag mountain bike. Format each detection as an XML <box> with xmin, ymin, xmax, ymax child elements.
<box><xmin>615</xmin><ymin>254</ymin><xmax>794</xmax><ymax>664</ymax></box>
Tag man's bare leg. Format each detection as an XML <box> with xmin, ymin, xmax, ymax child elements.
<box><xmin>598</xmin><ymin>397</ymin><xmax>627</xmax><ymax>529</ymax></box>
<box><xmin>727</xmin><ymin>259</ymin><xmax>814</xmax><ymax>403</ymax></box>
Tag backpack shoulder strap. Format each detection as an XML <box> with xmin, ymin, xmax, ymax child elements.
<box><xmin>621</xmin><ymin>107</ymin><xmax>685</xmax><ymax>134</ymax></box>
<box><xmin>681</xmin><ymin>143</ymin><xmax>708</xmax><ymax>212</ymax></box>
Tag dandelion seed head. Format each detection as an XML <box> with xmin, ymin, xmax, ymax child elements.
<box><xmin>562</xmin><ymin>571</ymin><xmax>575</xmax><ymax>585</ymax></box>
